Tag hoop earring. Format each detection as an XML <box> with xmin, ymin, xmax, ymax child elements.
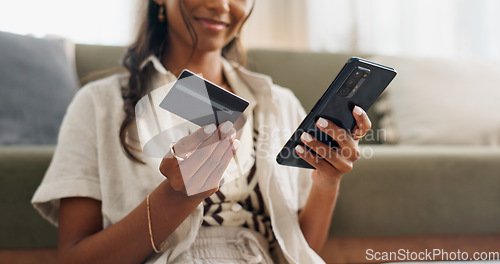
<box><xmin>158</xmin><ymin>5</ymin><xmax>165</xmax><ymax>23</ymax></box>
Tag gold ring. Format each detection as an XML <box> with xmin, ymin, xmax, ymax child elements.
<box><xmin>170</xmin><ymin>142</ymin><xmax>185</xmax><ymax>162</ymax></box>
<box><xmin>353</xmin><ymin>133</ymin><xmax>366</xmax><ymax>140</ymax></box>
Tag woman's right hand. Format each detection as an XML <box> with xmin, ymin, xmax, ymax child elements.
<box><xmin>159</xmin><ymin>121</ymin><xmax>239</xmax><ymax>199</ymax></box>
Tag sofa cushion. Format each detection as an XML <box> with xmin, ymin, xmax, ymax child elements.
<box><xmin>75</xmin><ymin>44</ymin><xmax>126</xmax><ymax>83</ymax></box>
<box><xmin>0</xmin><ymin>146</ymin><xmax>58</xmax><ymax>248</ymax></box>
<box><xmin>373</xmin><ymin>56</ymin><xmax>500</xmax><ymax>145</ymax></box>
<box><xmin>0</xmin><ymin>31</ymin><xmax>78</xmax><ymax>145</ymax></box>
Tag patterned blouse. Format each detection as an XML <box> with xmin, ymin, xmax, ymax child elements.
<box><xmin>201</xmin><ymin>107</ymin><xmax>275</xmax><ymax>243</ymax></box>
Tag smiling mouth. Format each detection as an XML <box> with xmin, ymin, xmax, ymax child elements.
<box><xmin>195</xmin><ymin>18</ymin><xmax>230</xmax><ymax>32</ymax></box>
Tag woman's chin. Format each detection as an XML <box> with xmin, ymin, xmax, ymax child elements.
<box><xmin>196</xmin><ymin>40</ymin><xmax>231</xmax><ymax>54</ymax></box>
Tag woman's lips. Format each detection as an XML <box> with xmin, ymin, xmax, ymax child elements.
<box><xmin>196</xmin><ymin>18</ymin><xmax>229</xmax><ymax>32</ymax></box>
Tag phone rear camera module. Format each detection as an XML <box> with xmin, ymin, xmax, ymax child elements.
<box><xmin>339</xmin><ymin>66</ymin><xmax>371</xmax><ymax>98</ymax></box>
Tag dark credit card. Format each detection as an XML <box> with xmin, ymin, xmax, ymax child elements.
<box><xmin>159</xmin><ymin>69</ymin><xmax>249</xmax><ymax>127</ymax></box>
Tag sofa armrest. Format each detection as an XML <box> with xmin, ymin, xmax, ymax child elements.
<box><xmin>0</xmin><ymin>146</ymin><xmax>57</xmax><ymax>248</ymax></box>
<box><xmin>330</xmin><ymin>145</ymin><xmax>500</xmax><ymax>237</ymax></box>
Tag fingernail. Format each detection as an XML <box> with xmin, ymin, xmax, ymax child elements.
<box><xmin>295</xmin><ymin>145</ymin><xmax>305</xmax><ymax>154</ymax></box>
<box><xmin>221</xmin><ymin>121</ymin><xmax>233</xmax><ymax>134</ymax></box>
<box><xmin>232</xmin><ymin>139</ymin><xmax>240</xmax><ymax>151</ymax></box>
<box><xmin>301</xmin><ymin>132</ymin><xmax>313</xmax><ymax>142</ymax></box>
<box><xmin>317</xmin><ymin>117</ymin><xmax>328</xmax><ymax>128</ymax></box>
<box><xmin>204</xmin><ymin>124</ymin><xmax>216</xmax><ymax>134</ymax></box>
<box><xmin>229</xmin><ymin>128</ymin><xmax>237</xmax><ymax>140</ymax></box>
<box><xmin>354</xmin><ymin>106</ymin><xmax>363</xmax><ymax>116</ymax></box>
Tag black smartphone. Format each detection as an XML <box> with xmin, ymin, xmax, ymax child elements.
<box><xmin>276</xmin><ymin>57</ymin><xmax>397</xmax><ymax>169</ymax></box>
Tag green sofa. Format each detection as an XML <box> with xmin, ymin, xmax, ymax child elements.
<box><xmin>1</xmin><ymin>44</ymin><xmax>500</xmax><ymax>253</ymax></box>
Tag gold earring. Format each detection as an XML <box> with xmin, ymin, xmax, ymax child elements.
<box><xmin>158</xmin><ymin>5</ymin><xmax>165</xmax><ymax>23</ymax></box>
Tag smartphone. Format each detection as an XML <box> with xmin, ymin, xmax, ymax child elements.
<box><xmin>276</xmin><ymin>57</ymin><xmax>397</xmax><ymax>169</ymax></box>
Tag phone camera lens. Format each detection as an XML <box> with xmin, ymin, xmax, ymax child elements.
<box><xmin>354</xmin><ymin>71</ymin><xmax>362</xmax><ymax>78</ymax></box>
<box><xmin>339</xmin><ymin>87</ymin><xmax>350</xmax><ymax>96</ymax></box>
<box><xmin>346</xmin><ymin>78</ymin><xmax>356</xmax><ymax>87</ymax></box>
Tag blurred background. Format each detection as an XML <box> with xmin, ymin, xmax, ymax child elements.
<box><xmin>1</xmin><ymin>1</ymin><xmax>500</xmax><ymax>263</ymax></box>
<box><xmin>1</xmin><ymin>0</ymin><xmax>500</xmax><ymax>60</ymax></box>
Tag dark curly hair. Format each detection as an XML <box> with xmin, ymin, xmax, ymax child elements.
<box><xmin>120</xmin><ymin>0</ymin><xmax>254</xmax><ymax>164</ymax></box>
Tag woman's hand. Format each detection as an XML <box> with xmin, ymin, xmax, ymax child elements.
<box><xmin>295</xmin><ymin>106</ymin><xmax>372</xmax><ymax>191</ymax></box>
<box><xmin>59</xmin><ymin>122</ymin><xmax>240</xmax><ymax>264</ymax></box>
<box><xmin>159</xmin><ymin>121</ymin><xmax>240</xmax><ymax>199</ymax></box>
<box><xmin>297</xmin><ymin>106</ymin><xmax>372</xmax><ymax>251</ymax></box>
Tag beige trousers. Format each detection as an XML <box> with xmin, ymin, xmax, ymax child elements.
<box><xmin>175</xmin><ymin>226</ymin><xmax>274</xmax><ymax>264</ymax></box>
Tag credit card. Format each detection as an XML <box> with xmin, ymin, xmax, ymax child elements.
<box><xmin>159</xmin><ymin>69</ymin><xmax>249</xmax><ymax>127</ymax></box>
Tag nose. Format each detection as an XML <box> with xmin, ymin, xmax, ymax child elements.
<box><xmin>205</xmin><ymin>0</ymin><xmax>230</xmax><ymax>13</ymax></box>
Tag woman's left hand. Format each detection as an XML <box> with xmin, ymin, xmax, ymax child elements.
<box><xmin>295</xmin><ymin>105</ymin><xmax>372</xmax><ymax>191</ymax></box>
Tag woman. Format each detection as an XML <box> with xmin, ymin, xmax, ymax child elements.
<box><xmin>32</xmin><ymin>0</ymin><xmax>371</xmax><ymax>263</ymax></box>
